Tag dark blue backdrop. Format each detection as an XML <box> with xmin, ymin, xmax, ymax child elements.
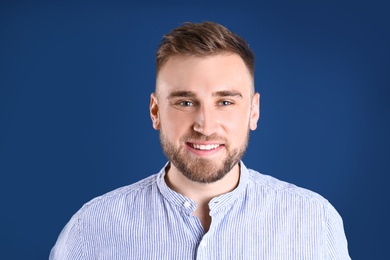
<box><xmin>1</xmin><ymin>0</ymin><xmax>389</xmax><ymax>259</ymax></box>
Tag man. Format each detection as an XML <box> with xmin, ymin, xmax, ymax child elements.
<box><xmin>50</xmin><ymin>21</ymin><xmax>350</xmax><ymax>259</ymax></box>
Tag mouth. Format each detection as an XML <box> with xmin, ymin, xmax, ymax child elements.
<box><xmin>188</xmin><ymin>143</ymin><xmax>221</xmax><ymax>150</ymax></box>
<box><xmin>186</xmin><ymin>142</ymin><xmax>225</xmax><ymax>152</ymax></box>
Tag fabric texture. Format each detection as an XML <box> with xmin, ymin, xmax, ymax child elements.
<box><xmin>50</xmin><ymin>162</ymin><xmax>350</xmax><ymax>259</ymax></box>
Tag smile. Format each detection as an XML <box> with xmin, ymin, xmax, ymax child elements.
<box><xmin>188</xmin><ymin>143</ymin><xmax>221</xmax><ymax>151</ymax></box>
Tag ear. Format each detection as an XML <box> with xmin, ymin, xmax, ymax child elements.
<box><xmin>150</xmin><ymin>93</ymin><xmax>160</xmax><ymax>130</ymax></box>
<box><xmin>249</xmin><ymin>93</ymin><xmax>260</xmax><ymax>130</ymax></box>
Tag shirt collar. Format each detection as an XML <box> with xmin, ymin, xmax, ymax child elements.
<box><xmin>156</xmin><ymin>161</ymin><xmax>250</xmax><ymax>215</ymax></box>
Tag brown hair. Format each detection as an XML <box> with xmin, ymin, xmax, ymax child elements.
<box><xmin>156</xmin><ymin>21</ymin><xmax>255</xmax><ymax>78</ymax></box>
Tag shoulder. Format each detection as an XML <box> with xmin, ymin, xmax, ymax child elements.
<box><xmin>49</xmin><ymin>173</ymin><xmax>163</xmax><ymax>258</ymax></box>
<box><xmin>245</xmin><ymin>168</ymin><xmax>330</xmax><ymax>207</ymax></box>
<box><xmin>77</xmin><ymin>173</ymin><xmax>160</xmax><ymax>216</ymax></box>
<box><xmin>244</xmin><ymin>167</ymin><xmax>345</xmax><ymax>227</ymax></box>
<box><xmin>243</xmin><ymin>168</ymin><xmax>350</xmax><ymax>258</ymax></box>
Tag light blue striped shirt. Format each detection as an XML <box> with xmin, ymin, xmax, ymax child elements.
<box><xmin>50</xmin><ymin>162</ymin><xmax>350</xmax><ymax>259</ymax></box>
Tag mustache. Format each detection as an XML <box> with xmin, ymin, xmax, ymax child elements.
<box><xmin>180</xmin><ymin>132</ymin><xmax>227</xmax><ymax>143</ymax></box>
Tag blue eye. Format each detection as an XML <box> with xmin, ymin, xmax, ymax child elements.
<box><xmin>219</xmin><ymin>100</ymin><xmax>233</xmax><ymax>106</ymax></box>
<box><xmin>179</xmin><ymin>101</ymin><xmax>193</xmax><ymax>106</ymax></box>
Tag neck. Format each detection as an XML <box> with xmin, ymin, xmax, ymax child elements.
<box><xmin>164</xmin><ymin>163</ymin><xmax>240</xmax><ymax>205</ymax></box>
<box><xmin>165</xmin><ymin>162</ymin><xmax>240</xmax><ymax>232</ymax></box>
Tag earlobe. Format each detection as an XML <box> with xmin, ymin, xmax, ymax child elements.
<box><xmin>150</xmin><ymin>93</ymin><xmax>160</xmax><ymax>130</ymax></box>
<box><xmin>249</xmin><ymin>93</ymin><xmax>260</xmax><ymax>130</ymax></box>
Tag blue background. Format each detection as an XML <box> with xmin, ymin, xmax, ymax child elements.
<box><xmin>0</xmin><ymin>0</ymin><xmax>389</xmax><ymax>259</ymax></box>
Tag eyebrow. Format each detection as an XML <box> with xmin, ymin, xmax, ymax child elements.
<box><xmin>167</xmin><ymin>91</ymin><xmax>196</xmax><ymax>99</ymax></box>
<box><xmin>167</xmin><ymin>90</ymin><xmax>243</xmax><ymax>99</ymax></box>
<box><xmin>212</xmin><ymin>90</ymin><xmax>243</xmax><ymax>98</ymax></box>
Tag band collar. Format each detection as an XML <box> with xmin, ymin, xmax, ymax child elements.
<box><xmin>156</xmin><ymin>161</ymin><xmax>250</xmax><ymax>215</ymax></box>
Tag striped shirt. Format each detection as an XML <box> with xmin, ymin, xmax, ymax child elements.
<box><xmin>50</xmin><ymin>161</ymin><xmax>350</xmax><ymax>259</ymax></box>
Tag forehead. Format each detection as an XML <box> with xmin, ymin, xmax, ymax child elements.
<box><xmin>156</xmin><ymin>54</ymin><xmax>253</xmax><ymax>96</ymax></box>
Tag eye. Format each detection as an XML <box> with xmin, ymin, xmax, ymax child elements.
<box><xmin>178</xmin><ymin>100</ymin><xmax>194</xmax><ymax>107</ymax></box>
<box><xmin>219</xmin><ymin>100</ymin><xmax>233</xmax><ymax>106</ymax></box>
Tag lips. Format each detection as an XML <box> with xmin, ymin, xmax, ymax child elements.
<box><xmin>188</xmin><ymin>143</ymin><xmax>221</xmax><ymax>151</ymax></box>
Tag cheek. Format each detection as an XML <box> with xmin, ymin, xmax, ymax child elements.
<box><xmin>223</xmin><ymin>113</ymin><xmax>250</xmax><ymax>138</ymax></box>
<box><xmin>160</xmin><ymin>110</ymin><xmax>192</xmax><ymax>140</ymax></box>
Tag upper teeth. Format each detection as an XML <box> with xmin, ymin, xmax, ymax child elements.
<box><xmin>192</xmin><ymin>144</ymin><xmax>220</xmax><ymax>150</ymax></box>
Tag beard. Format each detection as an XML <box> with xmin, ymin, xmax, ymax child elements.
<box><xmin>160</xmin><ymin>130</ymin><xmax>249</xmax><ymax>184</ymax></box>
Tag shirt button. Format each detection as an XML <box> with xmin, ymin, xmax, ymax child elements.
<box><xmin>184</xmin><ymin>201</ymin><xmax>191</xmax><ymax>208</ymax></box>
<box><xmin>200</xmin><ymin>240</ymin><xmax>207</xmax><ymax>247</ymax></box>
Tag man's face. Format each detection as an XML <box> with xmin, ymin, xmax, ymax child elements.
<box><xmin>150</xmin><ymin>53</ymin><xmax>260</xmax><ymax>183</ymax></box>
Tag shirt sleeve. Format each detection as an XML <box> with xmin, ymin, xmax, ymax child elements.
<box><xmin>325</xmin><ymin>202</ymin><xmax>351</xmax><ymax>260</ymax></box>
<box><xmin>49</xmin><ymin>213</ymin><xmax>84</xmax><ymax>260</ymax></box>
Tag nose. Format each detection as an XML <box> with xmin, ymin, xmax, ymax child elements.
<box><xmin>193</xmin><ymin>104</ymin><xmax>218</xmax><ymax>136</ymax></box>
